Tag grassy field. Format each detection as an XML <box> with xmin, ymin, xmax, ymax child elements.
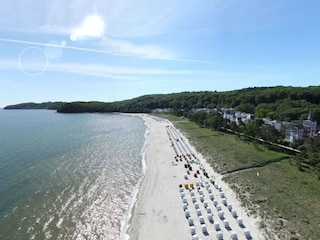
<box><xmin>164</xmin><ymin>115</ymin><xmax>290</xmax><ymax>173</ymax></box>
<box><xmin>161</xmin><ymin>114</ymin><xmax>320</xmax><ymax>240</ymax></box>
<box><xmin>226</xmin><ymin>161</ymin><xmax>320</xmax><ymax>239</ymax></box>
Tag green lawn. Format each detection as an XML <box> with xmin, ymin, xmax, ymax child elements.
<box><xmin>164</xmin><ymin>115</ymin><xmax>289</xmax><ymax>173</ymax></box>
<box><xmin>225</xmin><ymin>161</ymin><xmax>320</xmax><ymax>239</ymax></box>
<box><xmin>160</xmin><ymin>114</ymin><xmax>320</xmax><ymax>240</ymax></box>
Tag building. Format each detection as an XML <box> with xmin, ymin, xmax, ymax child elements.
<box><xmin>285</xmin><ymin>111</ymin><xmax>318</xmax><ymax>143</ymax></box>
<box><xmin>223</xmin><ymin>110</ymin><xmax>254</xmax><ymax>126</ymax></box>
<box><xmin>285</xmin><ymin>125</ymin><xmax>304</xmax><ymax>143</ymax></box>
<box><xmin>303</xmin><ymin>111</ymin><xmax>317</xmax><ymax>139</ymax></box>
<box><xmin>190</xmin><ymin>108</ymin><xmax>216</xmax><ymax>113</ymax></box>
<box><xmin>152</xmin><ymin>108</ymin><xmax>173</xmax><ymax>114</ymax></box>
<box><xmin>263</xmin><ymin>118</ymin><xmax>282</xmax><ymax>132</ymax></box>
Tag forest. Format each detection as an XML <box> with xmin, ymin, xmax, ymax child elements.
<box><xmin>5</xmin><ymin>86</ymin><xmax>320</xmax><ymax>123</ymax></box>
<box><xmin>4</xmin><ymin>101</ymin><xmax>65</xmax><ymax>110</ymax></box>
<box><xmin>54</xmin><ymin>86</ymin><xmax>320</xmax><ymax>122</ymax></box>
<box><xmin>5</xmin><ymin>86</ymin><xmax>320</xmax><ymax>122</ymax></box>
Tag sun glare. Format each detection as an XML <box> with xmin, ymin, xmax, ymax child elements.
<box><xmin>70</xmin><ymin>15</ymin><xmax>105</xmax><ymax>41</ymax></box>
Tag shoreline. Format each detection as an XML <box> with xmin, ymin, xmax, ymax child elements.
<box><xmin>127</xmin><ymin>114</ymin><xmax>264</xmax><ymax>240</ymax></box>
<box><xmin>119</xmin><ymin>117</ymin><xmax>149</xmax><ymax>240</ymax></box>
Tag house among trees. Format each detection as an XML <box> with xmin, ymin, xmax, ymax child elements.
<box><xmin>285</xmin><ymin>125</ymin><xmax>304</xmax><ymax>143</ymax></box>
<box><xmin>152</xmin><ymin>108</ymin><xmax>173</xmax><ymax>114</ymax></box>
<box><xmin>262</xmin><ymin>118</ymin><xmax>282</xmax><ymax>132</ymax></box>
<box><xmin>303</xmin><ymin>111</ymin><xmax>318</xmax><ymax>139</ymax></box>
<box><xmin>285</xmin><ymin>111</ymin><xmax>318</xmax><ymax>142</ymax></box>
<box><xmin>222</xmin><ymin>108</ymin><xmax>254</xmax><ymax>126</ymax></box>
<box><xmin>190</xmin><ymin>108</ymin><xmax>216</xmax><ymax>113</ymax></box>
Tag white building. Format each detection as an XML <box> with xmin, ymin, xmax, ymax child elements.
<box><xmin>285</xmin><ymin>111</ymin><xmax>318</xmax><ymax>142</ymax></box>
<box><xmin>303</xmin><ymin>111</ymin><xmax>317</xmax><ymax>139</ymax></box>
<box><xmin>263</xmin><ymin>118</ymin><xmax>282</xmax><ymax>132</ymax></box>
<box><xmin>190</xmin><ymin>108</ymin><xmax>215</xmax><ymax>113</ymax></box>
<box><xmin>222</xmin><ymin>109</ymin><xmax>254</xmax><ymax>126</ymax></box>
<box><xmin>152</xmin><ymin>108</ymin><xmax>173</xmax><ymax>114</ymax></box>
<box><xmin>285</xmin><ymin>125</ymin><xmax>304</xmax><ymax>143</ymax></box>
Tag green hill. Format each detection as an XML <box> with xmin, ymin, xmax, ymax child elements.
<box><xmin>4</xmin><ymin>101</ymin><xmax>65</xmax><ymax>110</ymax></box>
<box><xmin>56</xmin><ymin>86</ymin><xmax>320</xmax><ymax>122</ymax></box>
<box><xmin>5</xmin><ymin>86</ymin><xmax>320</xmax><ymax>122</ymax></box>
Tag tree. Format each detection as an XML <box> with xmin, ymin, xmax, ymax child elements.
<box><xmin>311</xmin><ymin>108</ymin><xmax>320</xmax><ymax>123</ymax></box>
<box><xmin>296</xmin><ymin>145</ymin><xmax>307</xmax><ymax>171</ymax></box>
<box><xmin>188</xmin><ymin>111</ymin><xmax>208</xmax><ymax>126</ymax></box>
<box><xmin>260</xmin><ymin>125</ymin><xmax>281</xmax><ymax>142</ymax></box>
<box><xmin>244</xmin><ymin>122</ymin><xmax>260</xmax><ymax>138</ymax></box>
<box><xmin>235</xmin><ymin>103</ymin><xmax>255</xmax><ymax>113</ymax></box>
<box><xmin>206</xmin><ymin>113</ymin><xmax>223</xmax><ymax>130</ymax></box>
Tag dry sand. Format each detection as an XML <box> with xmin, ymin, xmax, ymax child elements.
<box><xmin>126</xmin><ymin>114</ymin><xmax>264</xmax><ymax>240</ymax></box>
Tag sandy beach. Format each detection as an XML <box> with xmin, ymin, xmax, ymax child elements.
<box><xmin>127</xmin><ymin>114</ymin><xmax>264</xmax><ymax>240</ymax></box>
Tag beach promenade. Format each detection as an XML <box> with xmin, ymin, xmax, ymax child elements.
<box><xmin>128</xmin><ymin>114</ymin><xmax>263</xmax><ymax>240</ymax></box>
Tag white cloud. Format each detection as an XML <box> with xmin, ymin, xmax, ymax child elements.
<box><xmin>0</xmin><ymin>0</ymin><xmax>287</xmax><ymax>37</ymax></box>
<box><xmin>0</xmin><ymin>1</ymin><xmax>213</xmax><ymax>61</ymax></box>
<box><xmin>102</xmin><ymin>37</ymin><xmax>176</xmax><ymax>59</ymax></box>
<box><xmin>0</xmin><ymin>59</ymin><xmax>19</xmax><ymax>70</ymax></box>
<box><xmin>0</xmin><ymin>57</ymin><xmax>216</xmax><ymax>80</ymax></box>
<box><xmin>0</xmin><ymin>0</ymin><xmax>233</xmax><ymax>62</ymax></box>
<box><xmin>46</xmin><ymin>62</ymin><xmax>201</xmax><ymax>79</ymax></box>
<box><xmin>0</xmin><ymin>37</ymin><xmax>177</xmax><ymax>61</ymax></box>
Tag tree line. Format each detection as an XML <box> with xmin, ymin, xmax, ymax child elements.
<box><xmin>55</xmin><ymin>86</ymin><xmax>320</xmax><ymax>122</ymax></box>
<box><xmin>5</xmin><ymin>86</ymin><xmax>320</xmax><ymax>123</ymax></box>
<box><xmin>4</xmin><ymin>101</ymin><xmax>65</xmax><ymax>110</ymax></box>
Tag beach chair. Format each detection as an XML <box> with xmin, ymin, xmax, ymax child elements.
<box><xmin>216</xmin><ymin>231</ymin><xmax>223</xmax><ymax>240</ymax></box>
<box><xmin>218</xmin><ymin>211</ymin><xmax>224</xmax><ymax>219</ymax></box>
<box><xmin>230</xmin><ymin>231</ymin><xmax>237</xmax><ymax>240</ymax></box>
<box><xmin>244</xmin><ymin>228</ymin><xmax>251</xmax><ymax>238</ymax></box>
<box><xmin>237</xmin><ymin>217</ymin><xmax>243</xmax><ymax>226</ymax></box>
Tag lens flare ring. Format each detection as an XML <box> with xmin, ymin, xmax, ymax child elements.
<box><xmin>18</xmin><ymin>46</ymin><xmax>48</xmax><ymax>76</ymax></box>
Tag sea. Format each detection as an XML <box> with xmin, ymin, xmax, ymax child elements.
<box><xmin>0</xmin><ymin>109</ymin><xmax>147</xmax><ymax>240</ymax></box>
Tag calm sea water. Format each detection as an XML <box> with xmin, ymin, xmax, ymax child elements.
<box><xmin>0</xmin><ymin>110</ymin><xmax>146</xmax><ymax>240</ymax></box>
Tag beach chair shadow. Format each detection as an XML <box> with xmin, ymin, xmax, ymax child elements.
<box><xmin>225</xmin><ymin>226</ymin><xmax>232</xmax><ymax>231</ymax></box>
<box><xmin>239</xmin><ymin>223</ymin><xmax>246</xmax><ymax>229</ymax></box>
<box><xmin>202</xmin><ymin>230</ymin><xmax>209</xmax><ymax>236</ymax></box>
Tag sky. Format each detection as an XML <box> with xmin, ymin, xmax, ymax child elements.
<box><xmin>1</xmin><ymin>0</ymin><xmax>320</xmax><ymax>107</ymax></box>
